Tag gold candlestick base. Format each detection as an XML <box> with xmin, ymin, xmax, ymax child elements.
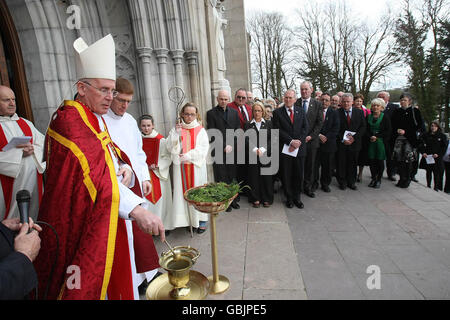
<box><xmin>207</xmin><ymin>275</ymin><xmax>230</xmax><ymax>294</ymax></box>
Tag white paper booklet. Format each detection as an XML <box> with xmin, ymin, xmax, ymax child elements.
<box><xmin>282</xmin><ymin>144</ymin><xmax>299</xmax><ymax>157</ymax></box>
<box><xmin>1</xmin><ymin>136</ymin><xmax>32</xmax><ymax>151</ymax></box>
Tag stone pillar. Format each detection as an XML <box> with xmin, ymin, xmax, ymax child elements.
<box><xmin>136</xmin><ymin>47</ymin><xmax>161</xmax><ymax>126</ymax></box>
<box><xmin>171</xmin><ymin>49</ymin><xmax>185</xmax><ymax>90</ymax></box>
<box><xmin>155</xmin><ymin>48</ymin><xmax>171</xmax><ymax>132</ymax></box>
<box><xmin>186</xmin><ymin>50</ymin><xmax>200</xmax><ymax>108</ymax></box>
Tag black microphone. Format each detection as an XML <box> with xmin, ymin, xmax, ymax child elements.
<box><xmin>16</xmin><ymin>190</ymin><xmax>31</xmax><ymax>226</ymax></box>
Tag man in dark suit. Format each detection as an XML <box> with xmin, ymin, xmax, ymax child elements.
<box><xmin>227</xmin><ymin>88</ymin><xmax>253</xmax><ymax>191</ymax></box>
<box><xmin>0</xmin><ymin>218</ymin><xmax>41</xmax><ymax>299</ymax></box>
<box><xmin>272</xmin><ymin>89</ymin><xmax>308</xmax><ymax>209</ymax></box>
<box><xmin>295</xmin><ymin>81</ymin><xmax>323</xmax><ymax>197</ymax></box>
<box><xmin>314</xmin><ymin>93</ymin><xmax>340</xmax><ymax>193</ymax></box>
<box><xmin>377</xmin><ymin>91</ymin><xmax>399</xmax><ymax>181</ymax></box>
<box><xmin>206</xmin><ymin>90</ymin><xmax>241</xmax><ymax>211</ymax></box>
<box><xmin>336</xmin><ymin>93</ymin><xmax>366</xmax><ymax>190</ymax></box>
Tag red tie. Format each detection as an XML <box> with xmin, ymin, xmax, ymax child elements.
<box><xmin>240</xmin><ymin>106</ymin><xmax>248</xmax><ymax>122</ymax></box>
<box><xmin>346</xmin><ymin>111</ymin><xmax>351</xmax><ymax>126</ymax></box>
<box><xmin>289</xmin><ymin>108</ymin><xmax>294</xmax><ymax>124</ymax></box>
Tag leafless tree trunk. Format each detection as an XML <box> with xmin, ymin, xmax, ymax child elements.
<box><xmin>247</xmin><ymin>11</ymin><xmax>296</xmax><ymax>99</ymax></box>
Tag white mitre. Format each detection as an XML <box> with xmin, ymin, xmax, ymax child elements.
<box><xmin>74</xmin><ymin>34</ymin><xmax>116</xmax><ymax>80</ymax></box>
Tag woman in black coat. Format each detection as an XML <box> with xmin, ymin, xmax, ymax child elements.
<box><xmin>244</xmin><ymin>102</ymin><xmax>274</xmax><ymax>207</ymax></box>
<box><xmin>418</xmin><ymin>121</ymin><xmax>448</xmax><ymax>191</ymax></box>
<box><xmin>366</xmin><ymin>98</ymin><xmax>391</xmax><ymax>188</ymax></box>
<box><xmin>391</xmin><ymin>93</ymin><xmax>425</xmax><ymax>188</ymax></box>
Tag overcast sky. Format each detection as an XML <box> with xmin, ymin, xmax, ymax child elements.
<box><xmin>243</xmin><ymin>0</ymin><xmax>409</xmax><ymax>91</ymax></box>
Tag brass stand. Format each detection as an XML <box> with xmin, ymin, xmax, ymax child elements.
<box><xmin>207</xmin><ymin>212</ymin><xmax>229</xmax><ymax>294</ymax></box>
<box><xmin>184</xmin><ymin>187</ymin><xmax>238</xmax><ymax>296</ymax></box>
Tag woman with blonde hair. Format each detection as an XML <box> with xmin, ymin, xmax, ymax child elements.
<box><xmin>244</xmin><ymin>102</ymin><xmax>274</xmax><ymax>207</ymax></box>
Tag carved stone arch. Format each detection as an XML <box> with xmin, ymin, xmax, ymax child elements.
<box><xmin>0</xmin><ymin>0</ymin><xmax>33</xmax><ymax>121</ymax></box>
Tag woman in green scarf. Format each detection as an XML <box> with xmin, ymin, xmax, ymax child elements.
<box><xmin>367</xmin><ymin>98</ymin><xmax>392</xmax><ymax>188</ymax></box>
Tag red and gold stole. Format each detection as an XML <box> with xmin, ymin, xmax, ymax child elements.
<box><xmin>180</xmin><ymin>125</ymin><xmax>203</xmax><ymax>194</ymax></box>
<box><xmin>142</xmin><ymin>134</ymin><xmax>163</xmax><ymax>204</ymax></box>
<box><xmin>0</xmin><ymin>118</ymin><xmax>43</xmax><ymax>218</ymax></box>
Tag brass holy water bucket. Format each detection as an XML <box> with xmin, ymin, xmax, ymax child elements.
<box><xmin>159</xmin><ymin>246</ymin><xmax>200</xmax><ymax>299</ymax></box>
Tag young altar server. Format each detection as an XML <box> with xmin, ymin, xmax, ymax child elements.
<box><xmin>139</xmin><ymin>114</ymin><xmax>173</xmax><ymax>224</ymax></box>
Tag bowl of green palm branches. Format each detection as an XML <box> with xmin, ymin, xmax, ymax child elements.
<box><xmin>183</xmin><ymin>182</ymin><xmax>247</xmax><ymax>214</ymax></box>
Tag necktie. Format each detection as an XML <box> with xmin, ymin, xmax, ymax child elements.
<box><xmin>346</xmin><ymin>111</ymin><xmax>351</xmax><ymax>126</ymax></box>
<box><xmin>240</xmin><ymin>106</ymin><xmax>248</xmax><ymax>122</ymax></box>
<box><xmin>289</xmin><ymin>108</ymin><xmax>294</xmax><ymax>124</ymax></box>
<box><xmin>303</xmin><ymin>100</ymin><xmax>307</xmax><ymax>113</ymax></box>
<box><xmin>323</xmin><ymin>110</ymin><xmax>326</xmax><ymax>121</ymax></box>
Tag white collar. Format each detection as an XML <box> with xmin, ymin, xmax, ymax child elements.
<box><xmin>142</xmin><ymin>129</ymin><xmax>159</xmax><ymax>138</ymax></box>
<box><xmin>251</xmin><ymin>118</ymin><xmax>265</xmax><ymax>124</ymax></box>
<box><xmin>0</xmin><ymin>113</ymin><xmax>20</xmax><ymax>122</ymax></box>
<box><xmin>181</xmin><ymin>119</ymin><xmax>200</xmax><ymax>129</ymax></box>
<box><xmin>106</xmin><ymin>108</ymin><xmax>124</xmax><ymax>120</ymax></box>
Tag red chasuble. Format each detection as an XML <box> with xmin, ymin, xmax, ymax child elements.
<box><xmin>34</xmin><ymin>100</ymin><xmax>157</xmax><ymax>300</ymax></box>
<box><xmin>142</xmin><ymin>135</ymin><xmax>163</xmax><ymax>204</ymax></box>
<box><xmin>0</xmin><ymin>118</ymin><xmax>43</xmax><ymax>218</ymax></box>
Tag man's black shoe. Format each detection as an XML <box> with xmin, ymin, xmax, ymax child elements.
<box><xmin>339</xmin><ymin>184</ymin><xmax>347</xmax><ymax>190</ymax></box>
<box><xmin>305</xmin><ymin>190</ymin><xmax>316</xmax><ymax>198</ymax></box>
<box><xmin>321</xmin><ymin>185</ymin><xmax>331</xmax><ymax>193</ymax></box>
<box><xmin>293</xmin><ymin>200</ymin><xmax>304</xmax><ymax>209</ymax></box>
<box><xmin>348</xmin><ymin>184</ymin><xmax>357</xmax><ymax>190</ymax></box>
<box><xmin>285</xmin><ymin>200</ymin><xmax>294</xmax><ymax>208</ymax></box>
<box><xmin>230</xmin><ymin>202</ymin><xmax>240</xmax><ymax>209</ymax></box>
<box><xmin>226</xmin><ymin>206</ymin><xmax>232</xmax><ymax>212</ymax></box>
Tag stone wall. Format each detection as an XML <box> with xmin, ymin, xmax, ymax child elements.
<box><xmin>6</xmin><ymin>0</ymin><xmax>244</xmax><ymax>136</ymax></box>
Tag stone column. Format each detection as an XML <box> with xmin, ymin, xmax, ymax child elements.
<box><xmin>155</xmin><ymin>48</ymin><xmax>172</xmax><ymax>132</ymax></box>
<box><xmin>185</xmin><ymin>50</ymin><xmax>200</xmax><ymax>108</ymax></box>
<box><xmin>136</xmin><ymin>47</ymin><xmax>159</xmax><ymax>123</ymax></box>
<box><xmin>171</xmin><ymin>49</ymin><xmax>185</xmax><ymax>90</ymax></box>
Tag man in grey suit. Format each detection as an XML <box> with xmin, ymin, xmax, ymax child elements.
<box><xmin>295</xmin><ymin>81</ymin><xmax>324</xmax><ymax>198</ymax></box>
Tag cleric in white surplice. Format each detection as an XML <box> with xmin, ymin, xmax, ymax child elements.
<box><xmin>0</xmin><ymin>85</ymin><xmax>45</xmax><ymax>221</ymax></box>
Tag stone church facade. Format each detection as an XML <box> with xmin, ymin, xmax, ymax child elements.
<box><xmin>1</xmin><ymin>0</ymin><xmax>250</xmax><ymax>135</ymax></box>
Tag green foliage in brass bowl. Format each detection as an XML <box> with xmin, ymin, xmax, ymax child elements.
<box><xmin>186</xmin><ymin>182</ymin><xmax>248</xmax><ymax>203</ymax></box>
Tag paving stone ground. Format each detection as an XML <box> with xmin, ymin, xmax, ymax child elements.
<box><xmin>148</xmin><ymin>169</ymin><xmax>450</xmax><ymax>300</ymax></box>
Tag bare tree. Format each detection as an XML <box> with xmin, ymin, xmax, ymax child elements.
<box><xmin>293</xmin><ymin>0</ymin><xmax>400</xmax><ymax>100</ymax></box>
<box><xmin>247</xmin><ymin>11</ymin><xmax>296</xmax><ymax>99</ymax></box>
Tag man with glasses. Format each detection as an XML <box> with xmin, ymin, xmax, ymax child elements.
<box><xmin>227</xmin><ymin>88</ymin><xmax>253</xmax><ymax>194</ymax></box>
<box><xmin>35</xmin><ymin>35</ymin><xmax>164</xmax><ymax>300</ymax></box>
<box><xmin>227</xmin><ymin>88</ymin><xmax>252</xmax><ymax>129</ymax></box>
<box><xmin>103</xmin><ymin>77</ymin><xmax>160</xmax><ymax>294</ymax></box>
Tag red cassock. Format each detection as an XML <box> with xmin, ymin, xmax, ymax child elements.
<box><xmin>34</xmin><ymin>100</ymin><xmax>158</xmax><ymax>300</ymax></box>
<box><xmin>142</xmin><ymin>134</ymin><xmax>163</xmax><ymax>204</ymax></box>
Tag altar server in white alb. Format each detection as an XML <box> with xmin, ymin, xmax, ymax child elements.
<box><xmin>0</xmin><ymin>85</ymin><xmax>45</xmax><ymax>221</ymax></box>
<box><xmin>103</xmin><ymin>77</ymin><xmax>161</xmax><ymax>292</ymax></box>
<box><xmin>139</xmin><ymin>114</ymin><xmax>173</xmax><ymax>223</ymax></box>
<box><xmin>166</xmin><ymin>102</ymin><xmax>209</xmax><ymax>234</ymax></box>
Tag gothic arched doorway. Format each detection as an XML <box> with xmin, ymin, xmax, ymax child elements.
<box><xmin>0</xmin><ymin>0</ymin><xmax>33</xmax><ymax>121</ymax></box>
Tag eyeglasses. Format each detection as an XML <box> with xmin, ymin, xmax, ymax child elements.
<box><xmin>82</xmin><ymin>81</ymin><xmax>119</xmax><ymax>98</ymax></box>
<box><xmin>115</xmin><ymin>97</ymin><xmax>132</xmax><ymax>105</ymax></box>
<box><xmin>236</xmin><ymin>96</ymin><xmax>247</xmax><ymax>100</ymax></box>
